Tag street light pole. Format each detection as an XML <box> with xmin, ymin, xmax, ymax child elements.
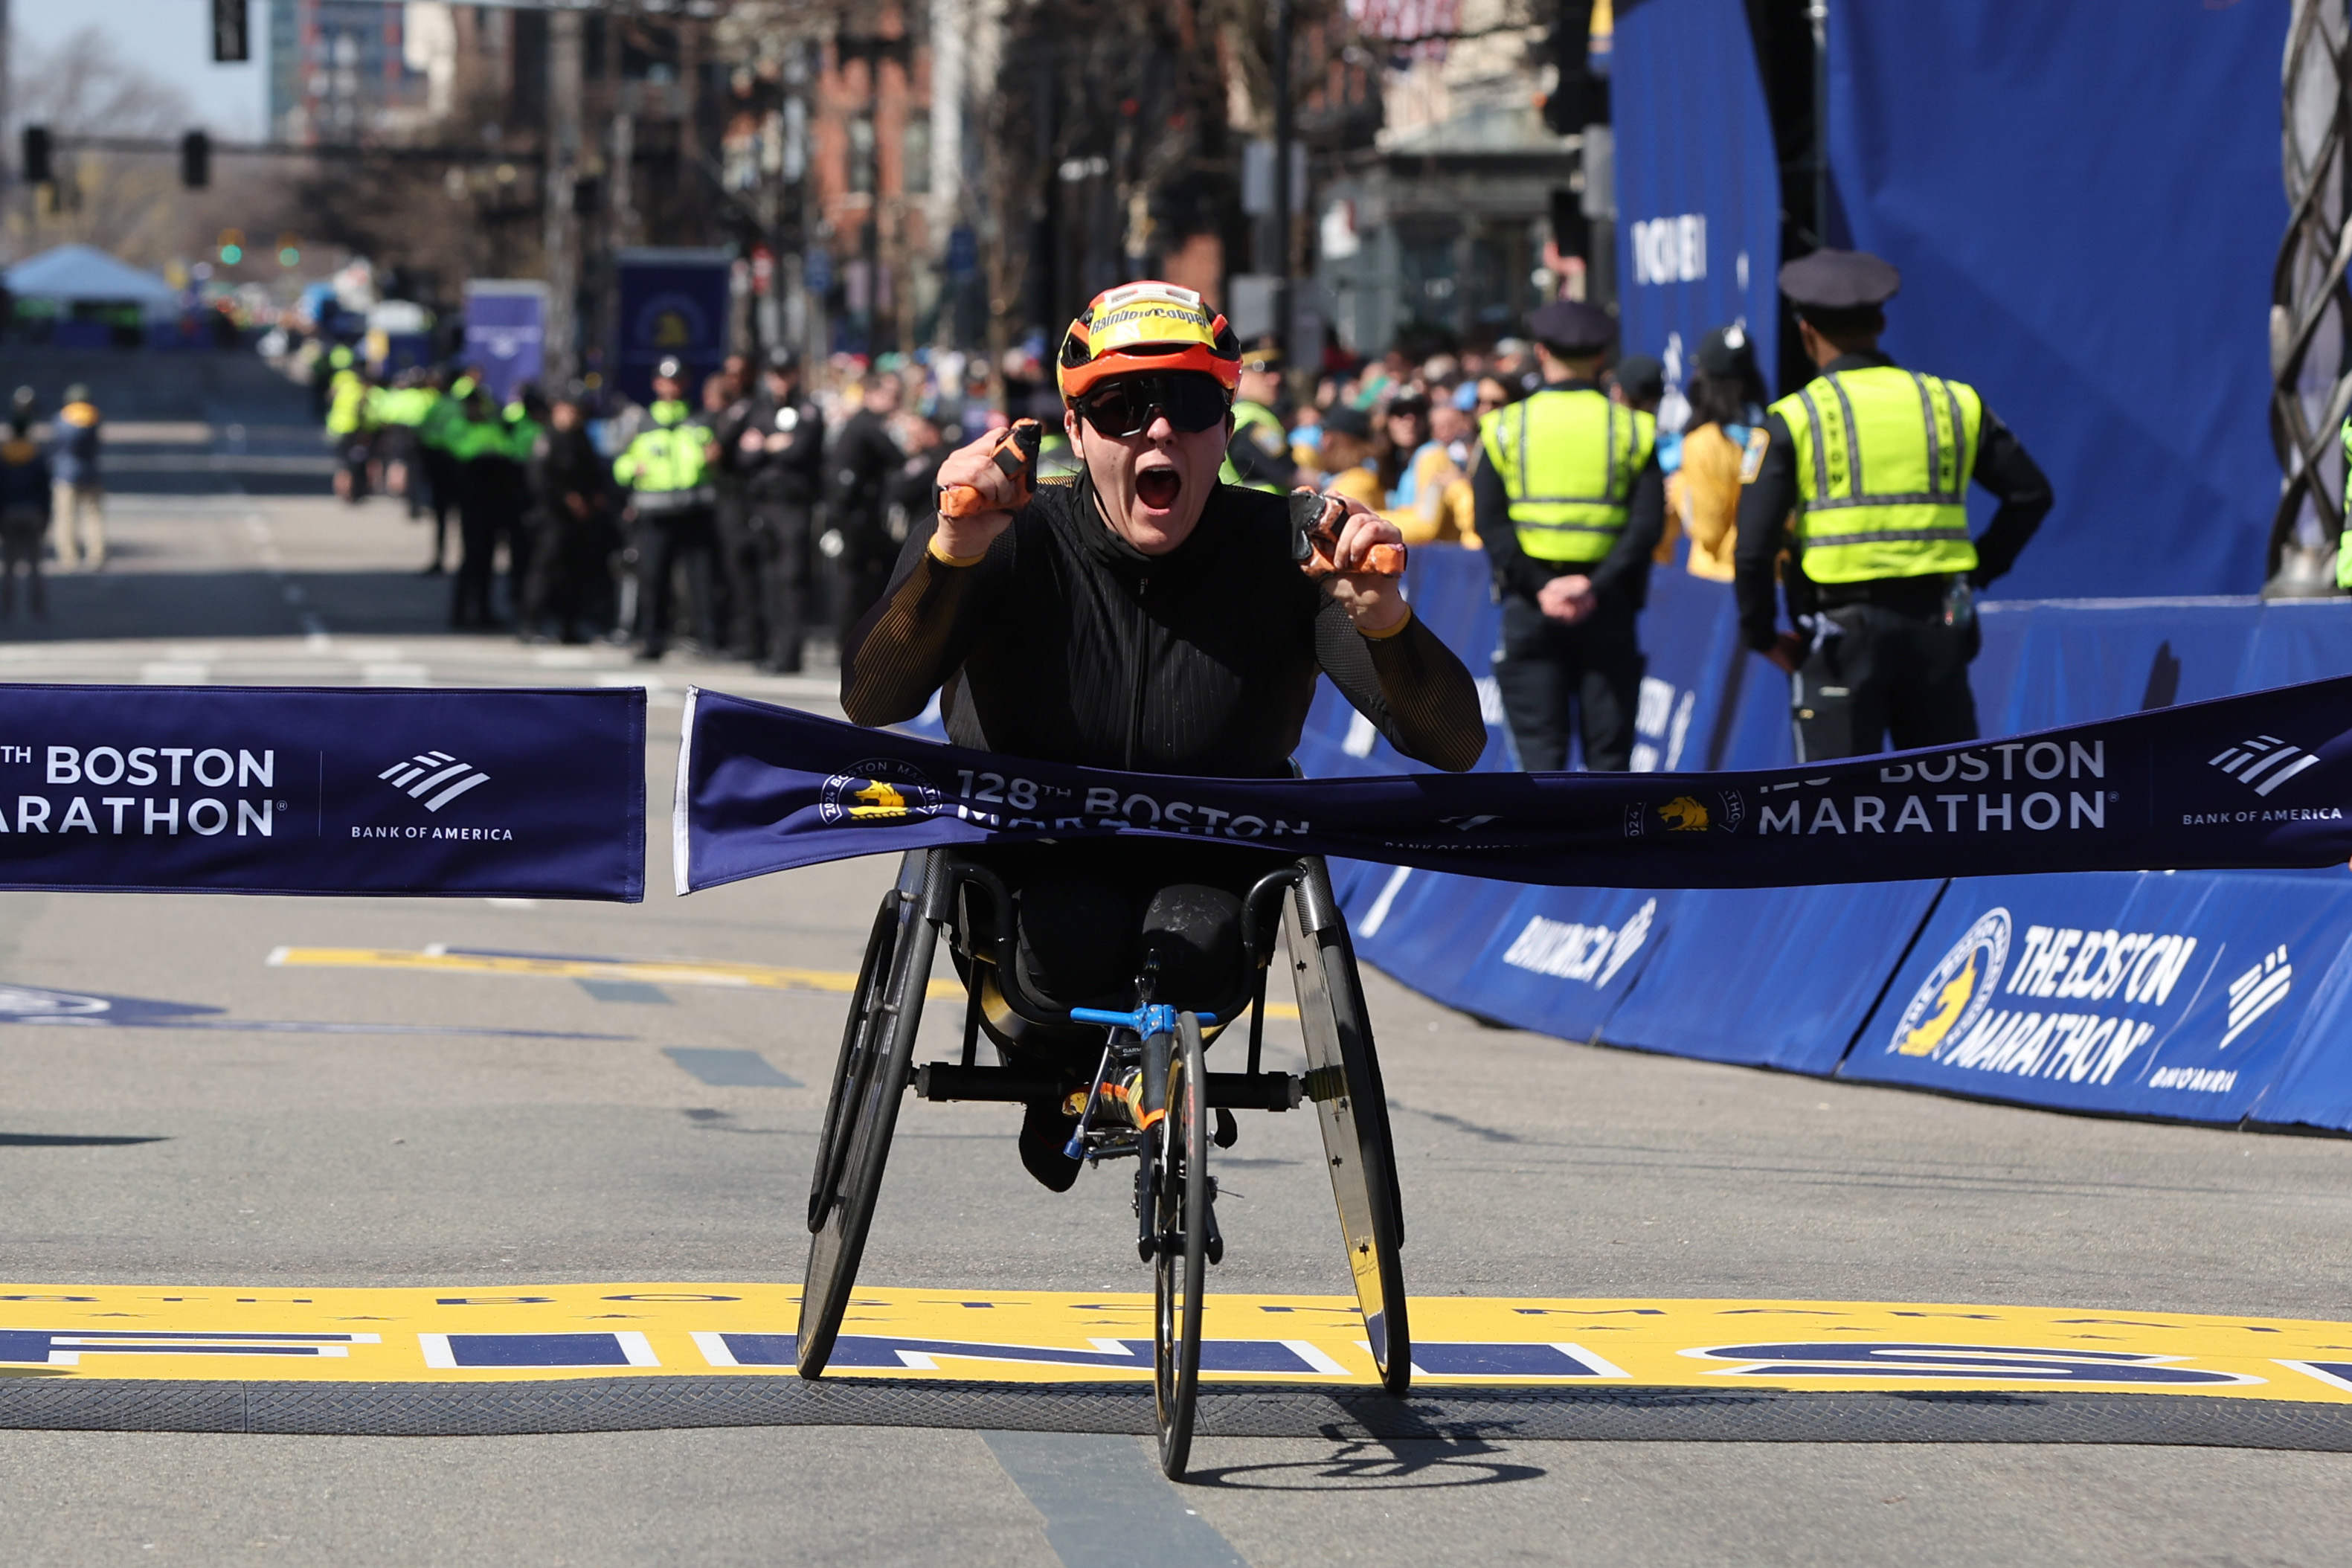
<box><xmin>1271</xmin><ymin>0</ymin><xmax>1294</xmax><ymax>375</ymax></box>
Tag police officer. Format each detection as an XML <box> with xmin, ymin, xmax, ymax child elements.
<box><xmin>446</xmin><ymin>382</ymin><xmax>520</xmax><ymax>629</ymax></box>
<box><xmin>1218</xmin><ymin>339</ymin><xmax>1301</xmax><ymax>492</ymax></box>
<box><xmin>1476</xmin><ymin>300</ymin><xmax>1663</xmax><ymax>772</ymax></box>
<box><xmin>613</xmin><ymin>356</ymin><xmax>718</xmax><ymax>661</ymax></box>
<box><xmin>825</xmin><ymin>370</ymin><xmax>906</xmax><ymax>653</ymax></box>
<box><xmin>1734</xmin><ymin>250</ymin><xmax>2054</xmax><ymax>759</ymax></box>
<box><xmin>521</xmin><ymin>391</ymin><xmax>611</xmax><ymax>645</ymax></box>
<box><xmin>734</xmin><ymin>347</ymin><xmax>825</xmax><ymax>672</ymax></box>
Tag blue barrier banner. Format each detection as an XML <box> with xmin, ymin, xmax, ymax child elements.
<box><xmin>1449</xmin><ymin>884</ymin><xmax>1675</xmax><ymax>1041</ymax></box>
<box><xmin>1612</xmin><ymin>0</ymin><xmax>1782</xmax><ymax>396</ymax></box>
<box><xmin>1345</xmin><ymin>865</ymin><xmax>1529</xmax><ymax>1021</ymax></box>
<box><xmin>1600</xmin><ymin>881</ymin><xmax>1945</xmax><ymax>1074</ymax></box>
<box><xmin>678</xmin><ymin>678</ymin><xmax>2352</xmax><ymax>893</ymax></box>
<box><xmin>0</xmin><ymin>686</ymin><xmax>644</xmax><ymax>900</ymax></box>
<box><xmin>1827</xmin><ymin>4</ymin><xmax>2284</xmax><ymax>599</ymax></box>
<box><xmin>1838</xmin><ymin>873</ymin><xmax>2352</xmax><ymax>1124</ymax></box>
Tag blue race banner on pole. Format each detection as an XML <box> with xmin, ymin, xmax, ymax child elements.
<box><xmin>1825</xmin><ymin>4</ymin><xmax>2284</xmax><ymax>598</ymax></box>
<box><xmin>676</xmin><ymin>679</ymin><xmax>2352</xmax><ymax>895</ymax></box>
<box><xmin>461</xmin><ymin>281</ymin><xmax>547</xmax><ymax>406</ymax></box>
<box><xmin>0</xmin><ymin>687</ymin><xmax>644</xmax><ymax>900</ymax></box>
<box><xmin>613</xmin><ymin>248</ymin><xmax>732</xmax><ymax>408</ymax></box>
<box><xmin>1611</xmin><ymin>0</ymin><xmax>1781</xmax><ymax>395</ymax></box>
<box><xmin>1839</xmin><ymin>872</ymin><xmax>2352</xmax><ymax>1125</ymax></box>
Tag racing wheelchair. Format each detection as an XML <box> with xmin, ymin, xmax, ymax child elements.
<box><xmin>796</xmin><ymin>846</ymin><xmax>1410</xmax><ymax>1479</ymax></box>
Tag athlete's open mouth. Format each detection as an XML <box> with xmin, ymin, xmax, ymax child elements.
<box><xmin>1135</xmin><ymin>468</ymin><xmax>1181</xmax><ymax>510</ymax></box>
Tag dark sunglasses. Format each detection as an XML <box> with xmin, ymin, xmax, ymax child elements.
<box><xmin>1073</xmin><ymin>375</ymin><xmax>1232</xmax><ymax>439</ymax></box>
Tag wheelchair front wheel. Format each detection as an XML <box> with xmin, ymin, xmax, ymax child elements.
<box><xmin>1152</xmin><ymin>1010</ymin><xmax>1209</xmax><ymax>1479</ymax></box>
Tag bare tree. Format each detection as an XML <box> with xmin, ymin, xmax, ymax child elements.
<box><xmin>3</xmin><ymin>27</ymin><xmax>303</xmax><ymax>277</ymax></box>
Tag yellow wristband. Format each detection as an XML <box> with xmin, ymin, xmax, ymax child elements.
<box><xmin>927</xmin><ymin>534</ymin><xmax>989</xmax><ymax>568</ymax></box>
<box><xmin>1357</xmin><ymin>603</ymin><xmax>1413</xmax><ymax>640</ymax></box>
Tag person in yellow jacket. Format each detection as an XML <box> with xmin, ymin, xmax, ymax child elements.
<box><xmin>370</xmin><ymin>370</ymin><xmax>437</xmax><ymax>520</ymax></box>
<box><xmin>48</xmin><ymin>383</ymin><xmax>106</xmax><ymax>571</ymax></box>
<box><xmin>324</xmin><ymin>358</ymin><xmax>376</xmax><ymax>504</ymax></box>
<box><xmin>612</xmin><ymin>356</ymin><xmax>718</xmax><ymax>660</ymax></box>
<box><xmin>1218</xmin><ymin>341</ymin><xmax>1305</xmax><ymax>492</ymax></box>
<box><xmin>1665</xmin><ymin>327</ymin><xmax>1768</xmax><ymax>582</ymax></box>
<box><xmin>1384</xmin><ymin>393</ymin><xmax>1479</xmax><ymax>546</ymax></box>
<box><xmin>1475</xmin><ymin>301</ymin><xmax>1662</xmax><ymax>771</ymax></box>
<box><xmin>1733</xmin><ymin>250</ymin><xmax>2053</xmax><ymax>760</ymax></box>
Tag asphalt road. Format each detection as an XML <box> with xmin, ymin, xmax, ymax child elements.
<box><xmin>0</xmin><ymin>347</ymin><xmax>2349</xmax><ymax>1565</ymax></box>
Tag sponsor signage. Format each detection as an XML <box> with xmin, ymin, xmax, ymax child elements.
<box><xmin>613</xmin><ymin>248</ymin><xmax>731</xmax><ymax>408</ymax></box>
<box><xmin>1842</xmin><ymin>871</ymin><xmax>2352</xmax><ymax>1122</ymax></box>
<box><xmin>460</xmin><ymin>280</ymin><xmax>547</xmax><ymax>406</ymax></box>
<box><xmin>0</xmin><ymin>685</ymin><xmax>643</xmax><ymax>899</ymax></box>
<box><xmin>677</xmin><ymin>678</ymin><xmax>2352</xmax><ymax>894</ymax></box>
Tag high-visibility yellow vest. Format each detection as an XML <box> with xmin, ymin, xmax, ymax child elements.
<box><xmin>2337</xmin><ymin>417</ymin><xmax>2352</xmax><ymax>590</ymax></box>
<box><xmin>1218</xmin><ymin>399</ymin><xmax>1288</xmax><ymax>492</ymax></box>
<box><xmin>1770</xmin><ymin>364</ymin><xmax>1983</xmax><ymax>584</ymax></box>
<box><xmin>614</xmin><ymin>404</ymin><xmax>707</xmax><ymax>493</ymax></box>
<box><xmin>1478</xmin><ymin>387</ymin><xmax>1656</xmax><ymax>563</ymax></box>
<box><xmin>325</xmin><ymin>371</ymin><xmax>371</xmax><ymax>436</ymax></box>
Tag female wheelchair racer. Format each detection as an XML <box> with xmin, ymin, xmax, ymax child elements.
<box><xmin>805</xmin><ymin>282</ymin><xmax>1485</xmax><ymax>1476</ymax></box>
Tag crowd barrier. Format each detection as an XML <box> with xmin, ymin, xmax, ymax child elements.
<box><xmin>1307</xmin><ymin>549</ymin><xmax>2352</xmax><ymax>1134</ymax></box>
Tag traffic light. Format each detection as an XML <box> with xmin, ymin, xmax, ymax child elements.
<box><xmin>181</xmin><ymin>130</ymin><xmax>211</xmax><ymax>190</ymax></box>
<box><xmin>276</xmin><ymin>232</ymin><xmax>301</xmax><ymax>267</ymax></box>
<box><xmin>212</xmin><ymin>0</ymin><xmax>250</xmax><ymax>62</ymax></box>
<box><xmin>1542</xmin><ymin>0</ymin><xmax>1610</xmax><ymax>135</ymax></box>
<box><xmin>217</xmin><ymin>228</ymin><xmax>245</xmax><ymax>265</ymax></box>
<box><xmin>21</xmin><ymin>126</ymin><xmax>51</xmax><ymax>186</ymax></box>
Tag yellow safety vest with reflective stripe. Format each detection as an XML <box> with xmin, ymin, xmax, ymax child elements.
<box><xmin>614</xmin><ymin>403</ymin><xmax>708</xmax><ymax>493</ymax></box>
<box><xmin>1218</xmin><ymin>399</ymin><xmax>1288</xmax><ymax>492</ymax></box>
<box><xmin>1477</xmin><ymin>388</ymin><xmax>1656</xmax><ymax>563</ymax></box>
<box><xmin>1770</xmin><ymin>364</ymin><xmax>1983</xmax><ymax>584</ymax></box>
<box><xmin>2336</xmin><ymin>417</ymin><xmax>2352</xmax><ymax>589</ymax></box>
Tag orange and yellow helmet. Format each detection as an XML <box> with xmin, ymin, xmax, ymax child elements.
<box><xmin>1056</xmin><ymin>281</ymin><xmax>1242</xmax><ymax>403</ymax></box>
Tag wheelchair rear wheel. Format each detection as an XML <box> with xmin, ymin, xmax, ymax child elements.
<box><xmin>1153</xmin><ymin>1010</ymin><xmax>1209</xmax><ymax>1479</ymax></box>
<box><xmin>1285</xmin><ymin>865</ymin><xmax>1411</xmax><ymax>1395</ymax></box>
<box><xmin>797</xmin><ymin>852</ymin><xmax>936</xmax><ymax>1378</ymax></box>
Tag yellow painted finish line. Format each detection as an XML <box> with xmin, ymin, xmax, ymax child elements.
<box><xmin>4</xmin><ymin>1285</ymin><xmax>2351</xmax><ymax>1401</ymax></box>
<box><xmin>266</xmin><ymin>946</ymin><xmax>1300</xmax><ymax>1016</ymax></box>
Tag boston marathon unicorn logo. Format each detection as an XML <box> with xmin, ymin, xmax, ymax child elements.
<box><xmin>817</xmin><ymin>758</ymin><xmax>945</xmax><ymax>827</ymax></box>
<box><xmin>1890</xmin><ymin>908</ymin><xmax>2011</xmax><ymax>1058</ymax></box>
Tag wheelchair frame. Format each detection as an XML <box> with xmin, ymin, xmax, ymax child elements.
<box><xmin>794</xmin><ymin>846</ymin><xmax>1411</xmax><ymax>1476</ymax></box>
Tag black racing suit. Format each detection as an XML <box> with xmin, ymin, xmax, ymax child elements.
<box><xmin>844</xmin><ymin>471</ymin><xmax>1483</xmax><ymax>1000</ymax></box>
<box><xmin>844</xmin><ymin>472</ymin><xmax>1484</xmax><ymax>1185</ymax></box>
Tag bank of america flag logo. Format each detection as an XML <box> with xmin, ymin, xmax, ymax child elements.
<box><xmin>379</xmin><ymin>750</ymin><xmax>492</xmax><ymax>812</ymax></box>
<box><xmin>2221</xmin><ymin>945</ymin><xmax>2292</xmax><ymax>1049</ymax></box>
<box><xmin>2207</xmin><ymin>736</ymin><xmax>2321</xmax><ymax>797</ymax></box>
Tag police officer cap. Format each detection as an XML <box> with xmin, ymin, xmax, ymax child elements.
<box><xmin>1779</xmin><ymin>249</ymin><xmax>1900</xmax><ymax>313</ymax></box>
<box><xmin>653</xmin><ymin>356</ymin><xmax>687</xmax><ymax>382</ymax></box>
<box><xmin>764</xmin><ymin>345</ymin><xmax>801</xmax><ymax>373</ymax></box>
<box><xmin>1526</xmin><ymin>300</ymin><xmax>1615</xmax><ymax>356</ymax></box>
<box><xmin>1239</xmin><ymin>338</ymin><xmax>1282</xmax><ymax>374</ymax></box>
<box><xmin>1694</xmin><ymin>324</ymin><xmax>1756</xmax><ymax>379</ymax></box>
<box><xmin>1613</xmin><ymin>355</ymin><xmax>1665</xmax><ymax>405</ymax></box>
